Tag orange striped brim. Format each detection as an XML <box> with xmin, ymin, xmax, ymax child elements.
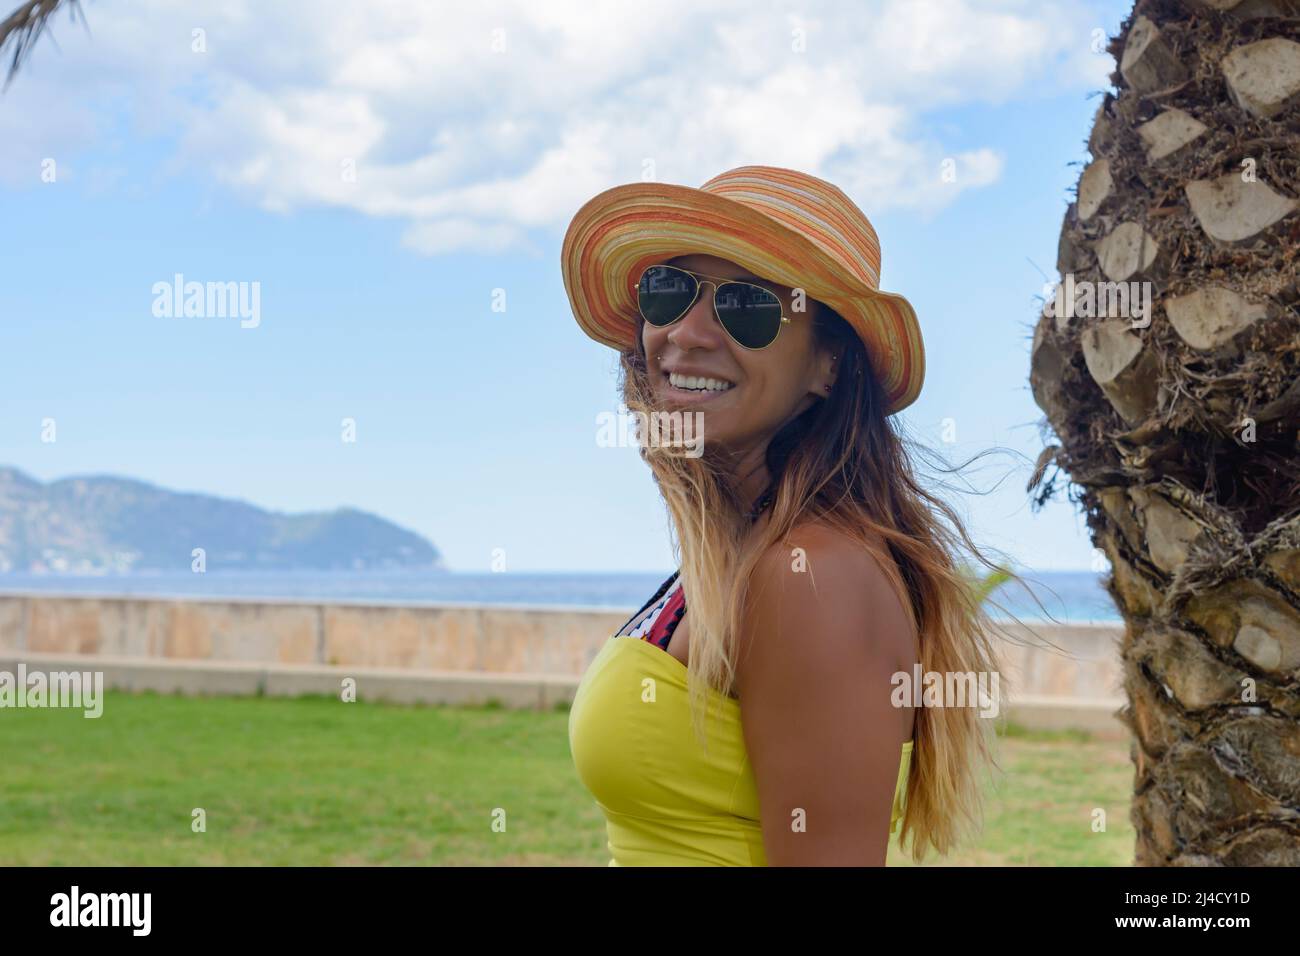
<box><xmin>561</xmin><ymin>165</ymin><xmax>924</xmax><ymax>414</ymax></box>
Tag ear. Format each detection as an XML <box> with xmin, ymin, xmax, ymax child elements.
<box><xmin>809</xmin><ymin>341</ymin><xmax>839</xmax><ymax>399</ymax></box>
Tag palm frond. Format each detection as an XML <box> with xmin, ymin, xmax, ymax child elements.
<box><xmin>971</xmin><ymin>565</ymin><xmax>1013</xmax><ymax>606</ymax></box>
<box><xmin>0</xmin><ymin>0</ymin><xmax>84</xmax><ymax>89</ymax></box>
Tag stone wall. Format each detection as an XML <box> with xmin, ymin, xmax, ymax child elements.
<box><xmin>0</xmin><ymin>592</ymin><xmax>1127</xmax><ymax>731</ymax></box>
<box><xmin>0</xmin><ymin>593</ymin><xmax>628</xmax><ymax>675</ymax></box>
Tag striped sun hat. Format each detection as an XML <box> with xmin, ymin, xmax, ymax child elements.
<box><xmin>561</xmin><ymin>165</ymin><xmax>924</xmax><ymax>414</ymax></box>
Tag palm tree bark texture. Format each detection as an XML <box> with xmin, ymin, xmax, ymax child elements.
<box><xmin>1030</xmin><ymin>0</ymin><xmax>1300</xmax><ymax>865</ymax></box>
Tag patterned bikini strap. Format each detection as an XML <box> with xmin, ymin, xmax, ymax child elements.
<box><xmin>613</xmin><ymin>568</ymin><xmax>681</xmax><ymax>636</ymax></box>
<box><xmin>617</xmin><ymin>483</ymin><xmax>772</xmax><ymax>633</ymax></box>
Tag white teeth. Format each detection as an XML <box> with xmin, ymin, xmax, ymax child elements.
<box><xmin>668</xmin><ymin>372</ymin><xmax>734</xmax><ymax>392</ymax></box>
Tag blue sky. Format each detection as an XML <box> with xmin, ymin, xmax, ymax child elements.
<box><xmin>0</xmin><ymin>0</ymin><xmax>1133</xmax><ymax>573</ymax></box>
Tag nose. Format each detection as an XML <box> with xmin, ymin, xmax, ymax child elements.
<box><xmin>667</xmin><ymin>280</ymin><xmax>726</xmax><ymax>351</ymax></box>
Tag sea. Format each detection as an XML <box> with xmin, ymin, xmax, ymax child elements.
<box><xmin>0</xmin><ymin>568</ymin><xmax>1121</xmax><ymax>624</ymax></box>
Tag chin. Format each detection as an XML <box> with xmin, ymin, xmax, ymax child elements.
<box><xmin>696</xmin><ymin>413</ymin><xmax>744</xmax><ymax>450</ymax></box>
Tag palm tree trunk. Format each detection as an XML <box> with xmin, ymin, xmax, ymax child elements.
<box><xmin>1031</xmin><ymin>0</ymin><xmax>1300</xmax><ymax>865</ymax></box>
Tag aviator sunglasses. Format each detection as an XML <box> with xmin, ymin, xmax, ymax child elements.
<box><xmin>634</xmin><ymin>264</ymin><xmax>791</xmax><ymax>350</ymax></box>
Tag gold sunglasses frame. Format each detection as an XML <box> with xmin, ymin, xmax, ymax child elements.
<box><xmin>633</xmin><ymin>264</ymin><xmax>792</xmax><ymax>351</ymax></box>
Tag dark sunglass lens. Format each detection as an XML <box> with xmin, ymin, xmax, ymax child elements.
<box><xmin>715</xmin><ymin>282</ymin><xmax>783</xmax><ymax>348</ymax></box>
<box><xmin>637</xmin><ymin>266</ymin><xmax>697</xmax><ymax>327</ymax></box>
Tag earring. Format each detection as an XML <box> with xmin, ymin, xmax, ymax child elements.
<box><xmin>824</xmin><ymin>384</ymin><xmax>832</xmax><ymax>392</ymax></box>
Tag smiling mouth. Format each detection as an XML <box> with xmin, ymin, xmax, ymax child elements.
<box><xmin>665</xmin><ymin>371</ymin><xmax>736</xmax><ymax>394</ymax></box>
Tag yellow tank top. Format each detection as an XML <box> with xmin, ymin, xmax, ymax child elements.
<box><xmin>569</xmin><ymin>633</ymin><xmax>913</xmax><ymax>866</ymax></box>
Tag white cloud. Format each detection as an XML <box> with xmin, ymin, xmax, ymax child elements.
<box><xmin>1</xmin><ymin>0</ymin><xmax>1116</xmax><ymax>252</ymax></box>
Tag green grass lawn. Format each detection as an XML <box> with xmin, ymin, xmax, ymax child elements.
<box><xmin>0</xmin><ymin>691</ymin><xmax>1135</xmax><ymax>865</ymax></box>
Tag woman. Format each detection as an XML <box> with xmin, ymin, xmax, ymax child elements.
<box><xmin>562</xmin><ymin>165</ymin><xmax>1014</xmax><ymax>866</ymax></box>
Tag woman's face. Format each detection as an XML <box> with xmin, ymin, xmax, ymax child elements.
<box><xmin>641</xmin><ymin>253</ymin><xmax>836</xmax><ymax>452</ymax></box>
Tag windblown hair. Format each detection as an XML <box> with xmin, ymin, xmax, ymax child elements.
<box><xmin>618</xmin><ymin>298</ymin><xmax>1047</xmax><ymax>863</ymax></box>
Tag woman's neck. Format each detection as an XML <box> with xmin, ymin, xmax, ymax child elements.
<box><xmin>722</xmin><ymin>401</ymin><xmax>813</xmax><ymax>513</ymax></box>
<box><xmin>726</xmin><ymin>442</ymin><xmax>773</xmax><ymax>514</ymax></box>
<box><xmin>728</xmin><ymin>442</ymin><xmax>774</xmax><ymax>522</ymax></box>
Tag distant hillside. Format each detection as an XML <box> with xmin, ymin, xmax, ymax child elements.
<box><xmin>0</xmin><ymin>467</ymin><xmax>444</xmax><ymax>573</ymax></box>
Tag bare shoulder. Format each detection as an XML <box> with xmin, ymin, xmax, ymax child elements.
<box><xmin>734</xmin><ymin>517</ymin><xmax>919</xmax><ymax>863</ymax></box>
<box><xmin>738</xmin><ymin>518</ymin><xmax>918</xmax><ymax>676</ymax></box>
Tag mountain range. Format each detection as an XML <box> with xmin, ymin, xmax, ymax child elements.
<box><xmin>0</xmin><ymin>466</ymin><xmax>443</xmax><ymax>573</ymax></box>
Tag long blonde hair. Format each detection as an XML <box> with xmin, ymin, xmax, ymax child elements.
<box><xmin>619</xmin><ymin>299</ymin><xmax>1046</xmax><ymax>863</ymax></box>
